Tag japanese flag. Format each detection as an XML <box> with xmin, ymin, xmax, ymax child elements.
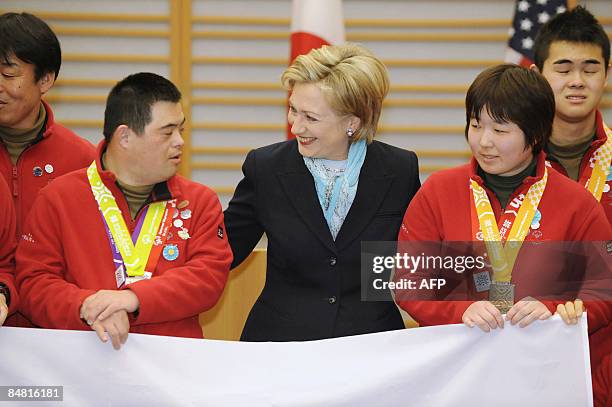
<box><xmin>287</xmin><ymin>0</ymin><xmax>345</xmax><ymax>139</ymax></box>
<box><xmin>290</xmin><ymin>0</ymin><xmax>345</xmax><ymax>63</ymax></box>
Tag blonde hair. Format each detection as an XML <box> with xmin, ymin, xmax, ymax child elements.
<box><xmin>281</xmin><ymin>43</ymin><xmax>389</xmax><ymax>144</ymax></box>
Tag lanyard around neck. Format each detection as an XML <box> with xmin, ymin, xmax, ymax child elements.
<box><xmin>470</xmin><ymin>167</ymin><xmax>548</xmax><ymax>282</ymax></box>
<box><xmin>87</xmin><ymin>161</ymin><xmax>169</xmax><ymax>277</ymax></box>
<box><xmin>585</xmin><ymin>123</ymin><xmax>612</xmax><ymax>201</ymax></box>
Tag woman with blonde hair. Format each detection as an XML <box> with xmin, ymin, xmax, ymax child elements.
<box><xmin>224</xmin><ymin>43</ymin><xmax>420</xmax><ymax>341</ymax></box>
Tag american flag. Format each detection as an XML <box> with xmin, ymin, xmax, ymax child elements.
<box><xmin>505</xmin><ymin>0</ymin><xmax>568</xmax><ymax>67</ymax></box>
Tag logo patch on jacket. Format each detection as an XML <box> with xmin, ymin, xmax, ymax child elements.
<box><xmin>21</xmin><ymin>233</ymin><xmax>35</xmax><ymax>243</ymax></box>
<box><xmin>217</xmin><ymin>226</ymin><xmax>224</xmax><ymax>239</ymax></box>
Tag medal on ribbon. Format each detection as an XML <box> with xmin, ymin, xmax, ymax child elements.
<box><xmin>87</xmin><ymin>161</ymin><xmax>175</xmax><ymax>286</ymax></box>
<box><xmin>489</xmin><ymin>282</ymin><xmax>515</xmax><ymax>313</ymax></box>
<box><xmin>469</xmin><ymin>167</ymin><xmax>548</xmax><ymax>312</ymax></box>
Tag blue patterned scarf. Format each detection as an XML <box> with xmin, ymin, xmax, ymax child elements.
<box><xmin>303</xmin><ymin>139</ymin><xmax>367</xmax><ymax>240</ymax></box>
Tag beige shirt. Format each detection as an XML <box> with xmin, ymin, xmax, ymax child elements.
<box><xmin>0</xmin><ymin>104</ymin><xmax>46</xmax><ymax>164</ymax></box>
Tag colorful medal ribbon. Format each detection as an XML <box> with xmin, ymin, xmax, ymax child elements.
<box><xmin>585</xmin><ymin>123</ymin><xmax>612</xmax><ymax>201</ymax></box>
<box><xmin>469</xmin><ymin>167</ymin><xmax>548</xmax><ymax>282</ymax></box>
<box><xmin>87</xmin><ymin>161</ymin><xmax>168</xmax><ymax>277</ymax></box>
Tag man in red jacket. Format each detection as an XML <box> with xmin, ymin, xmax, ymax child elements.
<box><xmin>0</xmin><ymin>12</ymin><xmax>96</xmax><ymax>327</ymax></box>
<box><xmin>533</xmin><ymin>6</ymin><xmax>611</xmax><ymax>222</ymax></box>
<box><xmin>16</xmin><ymin>73</ymin><xmax>232</xmax><ymax>349</ymax></box>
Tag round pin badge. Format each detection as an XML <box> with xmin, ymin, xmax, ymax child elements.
<box><xmin>531</xmin><ymin>209</ymin><xmax>542</xmax><ymax>229</ymax></box>
<box><xmin>173</xmin><ymin>219</ymin><xmax>183</xmax><ymax>228</ymax></box>
<box><xmin>180</xmin><ymin>209</ymin><xmax>192</xmax><ymax>220</ymax></box>
<box><xmin>33</xmin><ymin>166</ymin><xmax>43</xmax><ymax>177</ymax></box>
<box><xmin>178</xmin><ymin>200</ymin><xmax>190</xmax><ymax>209</ymax></box>
<box><xmin>163</xmin><ymin>244</ymin><xmax>179</xmax><ymax>261</ymax></box>
<box><xmin>44</xmin><ymin>164</ymin><xmax>54</xmax><ymax>174</ymax></box>
<box><xmin>173</xmin><ymin>208</ymin><xmax>179</xmax><ymax>219</ymax></box>
<box><xmin>604</xmin><ymin>183</ymin><xmax>611</xmax><ymax>193</ymax></box>
<box><xmin>178</xmin><ymin>229</ymin><xmax>190</xmax><ymax>240</ymax></box>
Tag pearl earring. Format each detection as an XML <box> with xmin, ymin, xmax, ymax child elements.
<box><xmin>346</xmin><ymin>128</ymin><xmax>354</xmax><ymax>137</ymax></box>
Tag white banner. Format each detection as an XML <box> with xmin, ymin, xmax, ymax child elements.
<box><xmin>0</xmin><ymin>315</ymin><xmax>592</xmax><ymax>407</ymax></box>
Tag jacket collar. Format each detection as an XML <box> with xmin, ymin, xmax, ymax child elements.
<box><xmin>94</xmin><ymin>140</ymin><xmax>181</xmax><ymax>205</ymax></box>
<box><xmin>40</xmin><ymin>99</ymin><xmax>55</xmax><ymax>140</ymax></box>
<box><xmin>277</xmin><ymin>139</ymin><xmax>389</xmax><ymax>177</ymax></box>
<box><xmin>469</xmin><ymin>150</ymin><xmax>547</xmax><ymax>191</ymax></box>
<box><xmin>24</xmin><ymin>100</ymin><xmax>52</xmax><ymax>146</ymax></box>
<box><xmin>592</xmin><ymin>110</ymin><xmax>608</xmax><ymax>148</ymax></box>
<box><xmin>276</xmin><ymin>140</ymin><xmax>394</xmax><ymax>253</ymax></box>
<box><xmin>545</xmin><ymin>110</ymin><xmax>608</xmax><ymax>162</ymax></box>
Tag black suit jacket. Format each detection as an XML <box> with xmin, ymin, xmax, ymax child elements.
<box><xmin>224</xmin><ymin>139</ymin><xmax>420</xmax><ymax>341</ymax></box>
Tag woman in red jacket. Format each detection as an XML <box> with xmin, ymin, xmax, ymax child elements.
<box><xmin>396</xmin><ymin>65</ymin><xmax>611</xmax><ymax>400</ymax></box>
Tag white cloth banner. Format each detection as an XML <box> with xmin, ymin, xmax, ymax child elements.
<box><xmin>0</xmin><ymin>315</ymin><xmax>592</xmax><ymax>406</ymax></box>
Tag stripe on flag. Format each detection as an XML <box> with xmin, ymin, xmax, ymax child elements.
<box><xmin>287</xmin><ymin>0</ymin><xmax>345</xmax><ymax>139</ymax></box>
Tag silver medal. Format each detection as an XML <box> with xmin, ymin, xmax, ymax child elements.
<box><xmin>489</xmin><ymin>282</ymin><xmax>515</xmax><ymax>314</ymax></box>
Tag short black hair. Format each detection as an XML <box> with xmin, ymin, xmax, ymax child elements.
<box><xmin>0</xmin><ymin>12</ymin><xmax>61</xmax><ymax>81</ymax></box>
<box><xmin>534</xmin><ymin>6</ymin><xmax>610</xmax><ymax>70</ymax></box>
<box><xmin>465</xmin><ymin>64</ymin><xmax>555</xmax><ymax>155</ymax></box>
<box><xmin>103</xmin><ymin>72</ymin><xmax>182</xmax><ymax>142</ymax></box>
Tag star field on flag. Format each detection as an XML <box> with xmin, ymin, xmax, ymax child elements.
<box><xmin>505</xmin><ymin>0</ymin><xmax>567</xmax><ymax>66</ymax></box>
